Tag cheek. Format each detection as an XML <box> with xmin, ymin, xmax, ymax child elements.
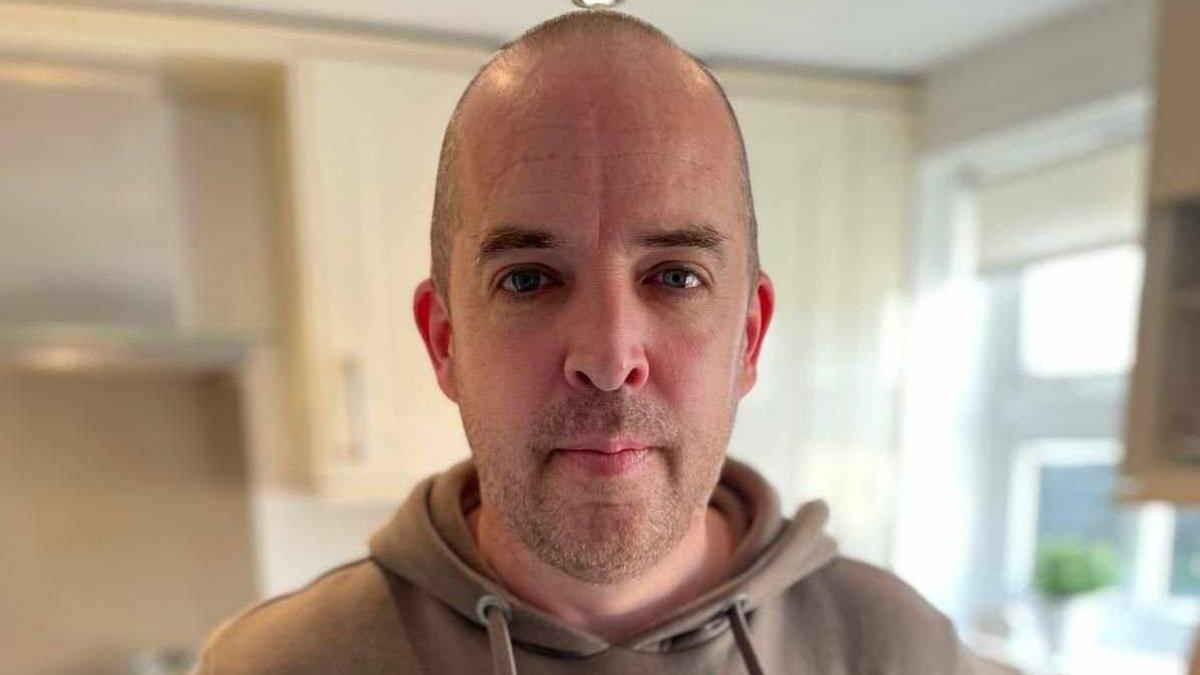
<box><xmin>455</xmin><ymin>321</ymin><xmax>562</xmax><ymax>409</ymax></box>
<box><xmin>649</xmin><ymin>319</ymin><xmax>741</xmax><ymax>403</ymax></box>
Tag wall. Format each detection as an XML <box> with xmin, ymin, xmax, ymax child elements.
<box><xmin>0</xmin><ymin>370</ymin><xmax>256</xmax><ymax>674</ymax></box>
<box><xmin>920</xmin><ymin>0</ymin><xmax>1157</xmax><ymax>153</ymax></box>
<box><xmin>251</xmin><ymin>489</ymin><xmax>396</xmax><ymax>597</ymax></box>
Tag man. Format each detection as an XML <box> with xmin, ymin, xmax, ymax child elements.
<box><xmin>196</xmin><ymin>10</ymin><xmax>978</xmax><ymax>675</ymax></box>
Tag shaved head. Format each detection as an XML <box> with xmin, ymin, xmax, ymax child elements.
<box><xmin>429</xmin><ymin>10</ymin><xmax>758</xmax><ymax>299</ymax></box>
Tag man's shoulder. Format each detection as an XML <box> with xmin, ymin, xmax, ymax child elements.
<box><xmin>194</xmin><ymin>557</ymin><xmax>415</xmax><ymax>675</ymax></box>
<box><xmin>794</xmin><ymin>556</ymin><xmax>968</xmax><ymax>671</ymax></box>
<box><xmin>808</xmin><ymin>556</ymin><xmax>946</xmax><ymax>617</ymax></box>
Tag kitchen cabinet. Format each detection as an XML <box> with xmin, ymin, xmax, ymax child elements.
<box><xmin>1124</xmin><ymin>203</ymin><xmax>1200</xmax><ymax>502</ymax></box>
<box><xmin>1148</xmin><ymin>0</ymin><xmax>1200</xmax><ymax>205</ymax></box>
<box><xmin>0</xmin><ymin>34</ymin><xmax>510</xmax><ymax>663</ymax></box>
<box><xmin>1122</xmin><ymin>0</ymin><xmax>1200</xmax><ymax>502</ymax></box>
<box><xmin>0</xmin><ymin>1</ymin><xmax>487</xmax><ymax>501</ymax></box>
<box><xmin>285</xmin><ymin>55</ymin><xmax>481</xmax><ymax>500</ymax></box>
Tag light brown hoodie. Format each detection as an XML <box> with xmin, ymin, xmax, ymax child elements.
<box><xmin>195</xmin><ymin>458</ymin><xmax>978</xmax><ymax>674</ymax></box>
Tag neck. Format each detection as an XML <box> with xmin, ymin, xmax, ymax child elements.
<box><xmin>470</xmin><ymin>503</ymin><xmax>734</xmax><ymax>642</ymax></box>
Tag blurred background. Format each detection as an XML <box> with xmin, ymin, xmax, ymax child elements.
<box><xmin>1</xmin><ymin>0</ymin><xmax>1198</xmax><ymax>673</ymax></box>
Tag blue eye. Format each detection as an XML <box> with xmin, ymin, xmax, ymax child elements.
<box><xmin>500</xmin><ymin>269</ymin><xmax>550</xmax><ymax>294</ymax></box>
<box><xmin>658</xmin><ymin>268</ymin><xmax>701</xmax><ymax>289</ymax></box>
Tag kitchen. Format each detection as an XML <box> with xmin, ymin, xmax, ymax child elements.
<box><xmin>1</xmin><ymin>0</ymin><xmax>1197</xmax><ymax>672</ymax></box>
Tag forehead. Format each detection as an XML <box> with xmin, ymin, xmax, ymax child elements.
<box><xmin>453</xmin><ymin>42</ymin><xmax>745</xmax><ymax>249</ymax></box>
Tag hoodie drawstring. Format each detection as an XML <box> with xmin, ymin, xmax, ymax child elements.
<box><xmin>476</xmin><ymin>595</ymin><xmax>517</xmax><ymax>675</ymax></box>
<box><xmin>727</xmin><ymin>594</ymin><xmax>766</xmax><ymax>675</ymax></box>
<box><xmin>474</xmin><ymin>592</ymin><xmax>765</xmax><ymax>675</ymax></box>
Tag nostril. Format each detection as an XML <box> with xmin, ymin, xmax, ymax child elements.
<box><xmin>628</xmin><ymin>364</ymin><xmax>648</xmax><ymax>387</ymax></box>
<box><xmin>565</xmin><ymin>355</ymin><xmax>649</xmax><ymax>392</ymax></box>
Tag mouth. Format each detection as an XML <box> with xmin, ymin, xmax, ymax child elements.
<box><xmin>557</xmin><ymin>439</ymin><xmax>650</xmax><ymax>454</ymax></box>
<box><xmin>552</xmin><ymin>443</ymin><xmax>655</xmax><ymax>478</ymax></box>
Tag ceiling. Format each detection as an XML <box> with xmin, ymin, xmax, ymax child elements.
<box><xmin>135</xmin><ymin>0</ymin><xmax>1105</xmax><ymax>76</ymax></box>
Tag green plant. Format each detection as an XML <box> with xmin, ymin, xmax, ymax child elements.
<box><xmin>1033</xmin><ymin>539</ymin><xmax>1120</xmax><ymax>600</ymax></box>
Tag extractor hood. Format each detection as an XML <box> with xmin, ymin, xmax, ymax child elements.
<box><xmin>0</xmin><ymin>62</ymin><xmax>261</xmax><ymax>377</ymax></box>
<box><xmin>0</xmin><ymin>322</ymin><xmax>250</xmax><ymax>374</ymax></box>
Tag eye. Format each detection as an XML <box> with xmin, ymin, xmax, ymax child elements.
<box><xmin>655</xmin><ymin>267</ymin><xmax>702</xmax><ymax>290</ymax></box>
<box><xmin>499</xmin><ymin>268</ymin><xmax>553</xmax><ymax>294</ymax></box>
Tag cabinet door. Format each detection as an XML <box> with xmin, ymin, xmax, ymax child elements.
<box><xmin>1123</xmin><ymin>0</ymin><xmax>1200</xmax><ymax>501</ymax></box>
<box><xmin>289</xmin><ymin>56</ymin><xmax>477</xmax><ymax>499</ymax></box>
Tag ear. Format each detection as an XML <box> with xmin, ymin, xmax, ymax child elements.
<box><xmin>737</xmin><ymin>271</ymin><xmax>775</xmax><ymax>398</ymax></box>
<box><xmin>413</xmin><ymin>278</ymin><xmax>458</xmax><ymax>403</ymax></box>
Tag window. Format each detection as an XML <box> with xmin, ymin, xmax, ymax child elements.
<box><xmin>1019</xmin><ymin>246</ymin><xmax>1143</xmax><ymax>378</ymax></box>
<box><xmin>1008</xmin><ymin>247</ymin><xmax>1200</xmax><ymax>605</ymax></box>
<box><xmin>899</xmin><ymin>118</ymin><xmax>1189</xmax><ymax>669</ymax></box>
<box><xmin>988</xmin><ymin>244</ymin><xmax>1199</xmax><ymax>661</ymax></box>
<box><xmin>1170</xmin><ymin>513</ymin><xmax>1200</xmax><ymax>597</ymax></box>
<box><xmin>1032</xmin><ymin>443</ymin><xmax>1133</xmax><ymax>549</ymax></box>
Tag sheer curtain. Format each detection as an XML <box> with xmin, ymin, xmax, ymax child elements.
<box><xmin>895</xmin><ymin>136</ymin><xmax>1149</xmax><ymax>631</ymax></box>
<box><xmin>723</xmin><ymin>76</ymin><xmax>914</xmax><ymax>567</ymax></box>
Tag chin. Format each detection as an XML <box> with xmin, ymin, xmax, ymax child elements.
<box><xmin>509</xmin><ymin>475</ymin><xmax>692</xmax><ymax>583</ymax></box>
<box><xmin>535</xmin><ymin>502</ymin><xmax>680</xmax><ymax>584</ymax></box>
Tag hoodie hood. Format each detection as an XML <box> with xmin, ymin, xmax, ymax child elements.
<box><xmin>368</xmin><ymin>457</ymin><xmax>838</xmax><ymax>658</ymax></box>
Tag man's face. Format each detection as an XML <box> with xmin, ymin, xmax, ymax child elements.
<box><xmin>415</xmin><ymin>45</ymin><xmax>772</xmax><ymax>583</ymax></box>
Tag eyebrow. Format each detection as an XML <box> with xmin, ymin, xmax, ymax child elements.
<box><xmin>473</xmin><ymin>223</ymin><xmax>729</xmax><ymax>265</ymax></box>
<box><xmin>475</xmin><ymin>226</ymin><xmax>560</xmax><ymax>265</ymax></box>
<box><xmin>636</xmin><ymin>224</ymin><xmax>728</xmax><ymax>258</ymax></box>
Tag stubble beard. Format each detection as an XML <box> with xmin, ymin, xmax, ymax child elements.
<box><xmin>462</xmin><ymin>389</ymin><xmax>735</xmax><ymax>585</ymax></box>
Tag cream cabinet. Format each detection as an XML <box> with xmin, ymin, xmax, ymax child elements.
<box><xmin>0</xmin><ymin>0</ymin><xmax>489</xmax><ymax>499</ymax></box>
<box><xmin>285</xmin><ymin>56</ymin><xmax>480</xmax><ymax>500</ymax></box>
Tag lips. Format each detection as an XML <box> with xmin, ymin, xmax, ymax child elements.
<box><xmin>553</xmin><ymin>443</ymin><xmax>654</xmax><ymax>477</ymax></box>
<box><xmin>557</xmin><ymin>440</ymin><xmax>650</xmax><ymax>454</ymax></box>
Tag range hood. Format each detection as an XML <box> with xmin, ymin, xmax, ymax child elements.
<box><xmin>0</xmin><ymin>322</ymin><xmax>251</xmax><ymax>374</ymax></box>
<box><xmin>0</xmin><ymin>62</ymin><xmax>268</xmax><ymax>377</ymax></box>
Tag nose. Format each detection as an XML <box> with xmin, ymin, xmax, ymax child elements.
<box><xmin>562</xmin><ymin>282</ymin><xmax>649</xmax><ymax>392</ymax></box>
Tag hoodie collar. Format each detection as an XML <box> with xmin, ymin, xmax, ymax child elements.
<box><xmin>369</xmin><ymin>458</ymin><xmax>838</xmax><ymax>656</ymax></box>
